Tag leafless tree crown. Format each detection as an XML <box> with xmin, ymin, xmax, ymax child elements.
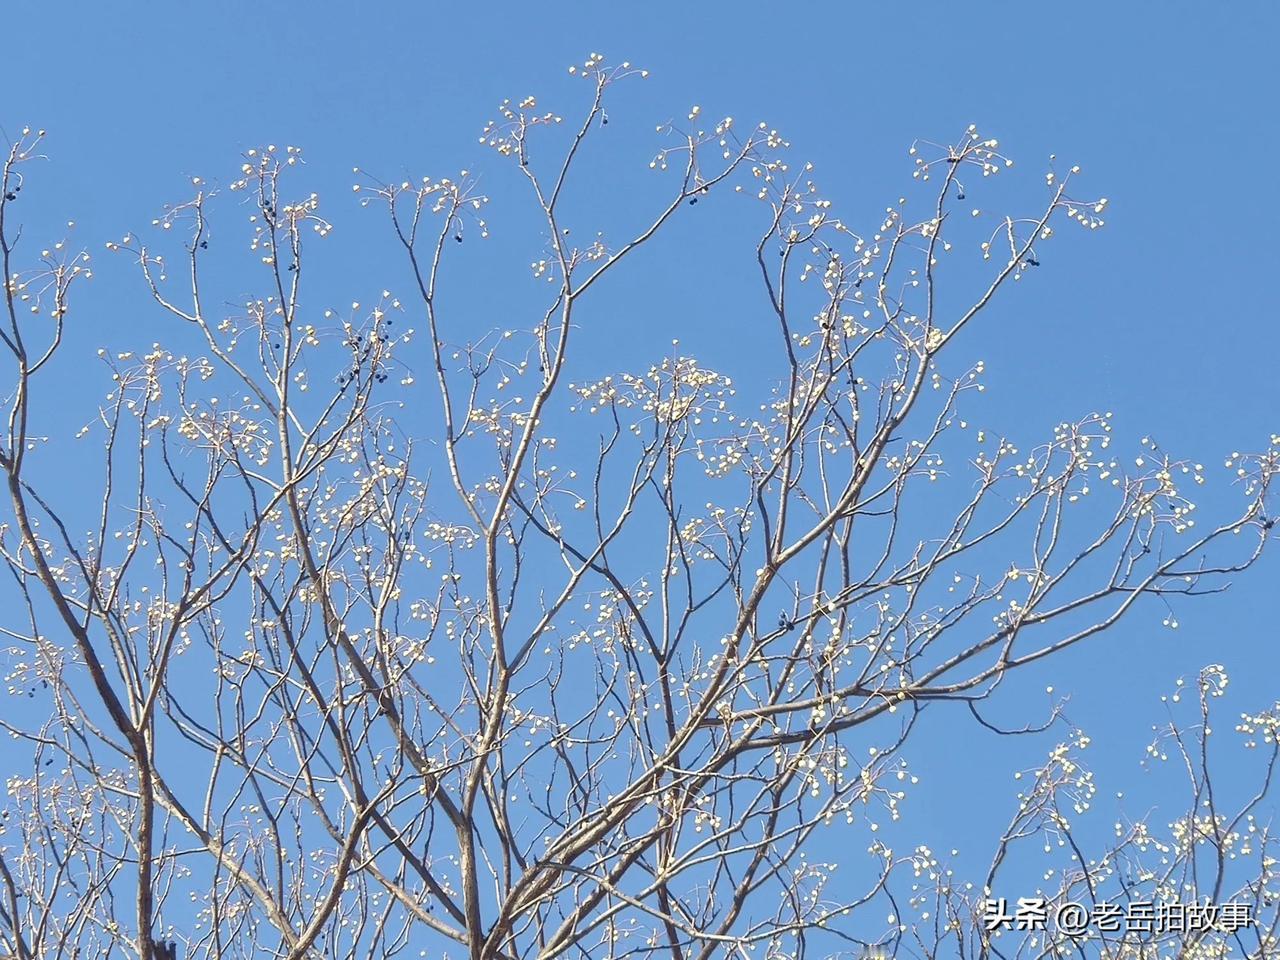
<box><xmin>0</xmin><ymin>56</ymin><xmax>1277</xmax><ymax>960</ymax></box>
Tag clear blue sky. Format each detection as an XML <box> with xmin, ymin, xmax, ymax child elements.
<box><xmin>7</xmin><ymin>0</ymin><xmax>1278</xmax><ymax>933</ymax></box>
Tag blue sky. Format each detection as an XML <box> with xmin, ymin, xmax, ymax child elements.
<box><xmin>6</xmin><ymin>0</ymin><xmax>1279</xmax><ymax>942</ymax></box>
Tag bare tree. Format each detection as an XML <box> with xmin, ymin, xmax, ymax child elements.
<box><xmin>0</xmin><ymin>55</ymin><xmax>1276</xmax><ymax>960</ymax></box>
